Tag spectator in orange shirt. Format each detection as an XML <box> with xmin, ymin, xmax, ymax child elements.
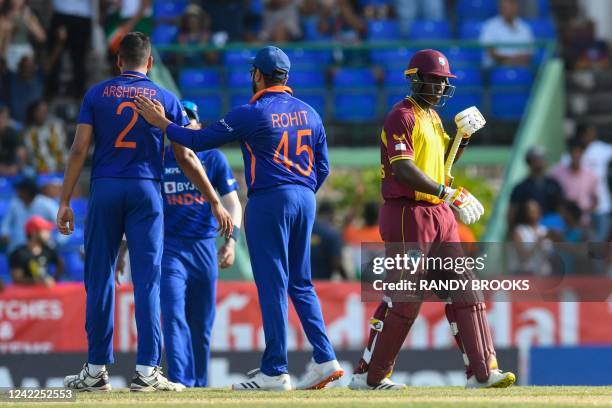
<box><xmin>343</xmin><ymin>201</ymin><xmax>382</xmax><ymax>245</ymax></box>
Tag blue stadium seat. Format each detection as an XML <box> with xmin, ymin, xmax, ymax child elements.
<box><xmin>409</xmin><ymin>21</ymin><xmax>451</xmax><ymax>40</ymax></box>
<box><xmin>367</xmin><ymin>20</ymin><xmax>401</xmax><ymax>41</ymax></box>
<box><xmin>182</xmin><ymin>95</ymin><xmax>223</xmax><ymax>121</ymax></box>
<box><xmin>299</xmin><ymin>93</ymin><xmax>327</xmax><ymax>118</ymax></box>
<box><xmin>334</xmin><ymin>92</ymin><xmax>378</xmax><ymax>122</ymax></box>
<box><xmin>383</xmin><ymin>68</ymin><xmax>408</xmax><ymax>88</ymax></box>
<box><xmin>0</xmin><ymin>177</ymin><xmax>14</xmax><ymax>198</ymax></box>
<box><xmin>452</xmin><ymin>68</ymin><xmax>483</xmax><ymax>87</ymax></box>
<box><xmin>230</xmin><ymin>92</ymin><xmax>252</xmax><ymax>108</ymax></box>
<box><xmin>440</xmin><ymin>91</ymin><xmax>484</xmax><ymax>120</ymax></box>
<box><xmin>224</xmin><ymin>49</ymin><xmax>257</xmax><ymax>66</ymax></box>
<box><xmin>459</xmin><ymin>20</ymin><xmax>485</xmax><ymax>40</ymax></box>
<box><xmin>537</xmin><ymin>0</ymin><xmax>551</xmax><ymax>17</ymax></box>
<box><xmin>72</xmin><ymin>198</ymin><xmax>88</xmax><ymax>224</ymax></box>
<box><xmin>531</xmin><ymin>47</ymin><xmax>548</xmax><ymax>65</ymax></box>
<box><xmin>385</xmin><ymin>89</ymin><xmax>408</xmax><ymax>111</ymax></box>
<box><xmin>287</xmin><ymin>70</ymin><xmax>326</xmax><ymax>88</ymax></box>
<box><xmin>285</xmin><ymin>48</ymin><xmax>333</xmax><ymax>66</ymax></box>
<box><xmin>490</xmin><ymin>91</ymin><xmax>529</xmax><ymax>120</ymax></box>
<box><xmin>153</xmin><ymin>0</ymin><xmax>187</xmax><ymax>19</ymax></box>
<box><xmin>333</xmin><ymin>68</ymin><xmax>376</xmax><ymax>89</ymax></box>
<box><xmin>0</xmin><ymin>198</ymin><xmax>10</xmax><ymax>219</ymax></box>
<box><xmin>370</xmin><ymin>47</ymin><xmax>415</xmax><ymax>66</ymax></box>
<box><xmin>490</xmin><ymin>67</ymin><xmax>533</xmax><ymax>87</ymax></box>
<box><xmin>455</xmin><ymin>0</ymin><xmax>497</xmax><ymax>20</ymax></box>
<box><xmin>441</xmin><ymin>46</ymin><xmax>483</xmax><ymax>68</ymax></box>
<box><xmin>179</xmin><ymin>69</ymin><xmax>222</xmax><ymax>90</ymax></box>
<box><xmin>303</xmin><ymin>18</ymin><xmax>332</xmax><ymax>42</ymax></box>
<box><xmin>151</xmin><ymin>24</ymin><xmax>178</xmax><ymax>46</ymax></box>
<box><xmin>0</xmin><ymin>253</ymin><xmax>9</xmax><ymax>282</ymax></box>
<box><xmin>527</xmin><ymin>19</ymin><xmax>556</xmax><ymax>40</ymax></box>
<box><xmin>227</xmin><ymin>70</ymin><xmax>252</xmax><ymax>89</ymax></box>
<box><xmin>62</xmin><ymin>251</ymin><xmax>84</xmax><ymax>282</ymax></box>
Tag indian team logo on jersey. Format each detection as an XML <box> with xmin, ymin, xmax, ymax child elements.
<box><xmin>439</xmin><ymin>57</ymin><xmax>446</xmax><ymax>66</ymax></box>
<box><xmin>164</xmin><ymin>182</ymin><xmax>177</xmax><ymax>194</ymax></box>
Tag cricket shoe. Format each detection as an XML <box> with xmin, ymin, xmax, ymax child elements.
<box><xmin>64</xmin><ymin>364</ymin><xmax>112</xmax><ymax>392</ymax></box>
<box><xmin>348</xmin><ymin>372</ymin><xmax>407</xmax><ymax>390</ymax></box>
<box><xmin>232</xmin><ymin>368</ymin><xmax>292</xmax><ymax>391</ymax></box>
<box><xmin>466</xmin><ymin>369</ymin><xmax>516</xmax><ymax>389</ymax></box>
<box><xmin>130</xmin><ymin>366</ymin><xmax>185</xmax><ymax>392</ymax></box>
<box><xmin>295</xmin><ymin>359</ymin><xmax>344</xmax><ymax>390</ymax></box>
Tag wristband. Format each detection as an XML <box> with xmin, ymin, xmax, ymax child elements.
<box><xmin>228</xmin><ymin>225</ymin><xmax>241</xmax><ymax>242</ymax></box>
<box><xmin>436</xmin><ymin>183</ymin><xmax>445</xmax><ymax>198</ymax></box>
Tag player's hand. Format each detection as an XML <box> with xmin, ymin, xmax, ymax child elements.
<box><xmin>134</xmin><ymin>96</ymin><xmax>170</xmax><ymax>130</ymax></box>
<box><xmin>218</xmin><ymin>239</ymin><xmax>236</xmax><ymax>269</ymax></box>
<box><xmin>442</xmin><ymin>186</ymin><xmax>484</xmax><ymax>225</ymax></box>
<box><xmin>211</xmin><ymin>201</ymin><xmax>233</xmax><ymax>239</ymax></box>
<box><xmin>455</xmin><ymin>106</ymin><xmax>486</xmax><ymax>138</ymax></box>
<box><xmin>56</xmin><ymin>205</ymin><xmax>74</xmax><ymax>235</ymax></box>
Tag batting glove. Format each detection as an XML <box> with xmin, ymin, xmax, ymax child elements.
<box><xmin>455</xmin><ymin>107</ymin><xmax>486</xmax><ymax>139</ymax></box>
<box><xmin>441</xmin><ymin>186</ymin><xmax>484</xmax><ymax>225</ymax></box>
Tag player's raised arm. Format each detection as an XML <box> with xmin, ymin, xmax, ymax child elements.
<box><xmin>57</xmin><ymin>124</ymin><xmax>93</xmax><ymax>235</ymax></box>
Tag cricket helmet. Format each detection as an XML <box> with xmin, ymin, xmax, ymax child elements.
<box><xmin>404</xmin><ymin>49</ymin><xmax>456</xmax><ymax>107</ymax></box>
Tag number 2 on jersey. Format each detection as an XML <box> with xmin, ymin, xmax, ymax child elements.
<box><xmin>273</xmin><ymin>129</ymin><xmax>313</xmax><ymax>177</ymax></box>
<box><xmin>115</xmin><ymin>101</ymin><xmax>138</xmax><ymax>148</ymax></box>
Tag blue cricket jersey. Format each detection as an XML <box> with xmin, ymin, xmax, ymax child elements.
<box><xmin>78</xmin><ymin>70</ymin><xmax>189</xmax><ymax>180</ymax></box>
<box><xmin>162</xmin><ymin>146</ymin><xmax>238</xmax><ymax>239</ymax></box>
<box><xmin>165</xmin><ymin>86</ymin><xmax>330</xmax><ymax>195</ymax></box>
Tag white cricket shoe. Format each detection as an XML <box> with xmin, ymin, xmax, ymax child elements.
<box><xmin>232</xmin><ymin>368</ymin><xmax>292</xmax><ymax>391</ymax></box>
<box><xmin>348</xmin><ymin>372</ymin><xmax>407</xmax><ymax>390</ymax></box>
<box><xmin>465</xmin><ymin>369</ymin><xmax>516</xmax><ymax>389</ymax></box>
<box><xmin>295</xmin><ymin>359</ymin><xmax>344</xmax><ymax>390</ymax></box>
<box><xmin>64</xmin><ymin>364</ymin><xmax>112</xmax><ymax>392</ymax></box>
<box><xmin>129</xmin><ymin>366</ymin><xmax>185</xmax><ymax>392</ymax></box>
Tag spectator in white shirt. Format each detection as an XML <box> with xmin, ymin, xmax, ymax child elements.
<box><xmin>479</xmin><ymin>0</ymin><xmax>534</xmax><ymax>67</ymax></box>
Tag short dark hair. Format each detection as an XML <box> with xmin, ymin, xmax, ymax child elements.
<box><xmin>118</xmin><ymin>32</ymin><xmax>151</xmax><ymax>68</ymax></box>
<box><xmin>262</xmin><ymin>73</ymin><xmax>287</xmax><ymax>88</ymax></box>
<box><xmin>567</xmin><ymin>137</ymin><xmax>584</xmax><ymax>151</ymax></box>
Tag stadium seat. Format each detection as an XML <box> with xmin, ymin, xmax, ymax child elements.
<box><xmin>303</xmin><ymin>18</ymin><xmax>332</xmax><ymax>42</ymax></box>
<box><xmin>527</xmin><ymin>19</ymin><xmax>556</xmax><ymax>40</ymax></box>
<box><xmin>227</xmin><ymin>70</ymin><xmax>252</xmax><ymax>89</ymax></box>
<box><xmin>490</xmin><ymin>91</ymin><xmax>529</xmax><ymax>120</ymax></box>
<box><xmin>537</xmin><ymin>0</ymin><xmax>551</xmax><ymax>17</ymax></box>
<box><xmin>151</xmin><ymin>24</ymin><xmax>178</xmax><ymax>46</ymax></box>
<box><xmin>71</xmin><ymin>198</ymin><xmax>88</xmax><ymax>223</ymax></box>
<box><xmin>452</xmin><ymin>68</ymin><xmax>483</xmax><ymax>87</ymax></box>
<box><xmin>179</xmin><ymin>69</ymin><xmax>222</xmax><ymax>90</ymax></box>
<box><xmin>385</xmin><ymin>88</ymin><xmax>408</xmax><ymax>111</ymax></box>
<box><xmin>0</xmin><ymin>198</ymin><xmax>10</xmax><ymax>219</ymax></box>
<box><xmin>490</xmin><ymin>67</ymin><xmax>533</xmax><ymax>87</ymax></box>
<box><xmin>334</xmin><ymin>91</ymin><xmax>378</xmax><ymax>122</ymax></box>
<box><xmin>285</xmin><ymin>48</ymin><xmax>333</xmax><ymax>66</ymax></box>
<box><xmin>224</xmin><ymin>49</ymin><xmax>257</xmax><ymax>66</ymax></box>
<box><xmin>409</xmin><ymin>21</ymin><xmax>451</xmax><ymax>40</ymax></box>
<box><xmin>229</xmin><ymin>92</ymin><xmax>252</xmax><ymax>108</ymax></box>
<box><xmin>367</xmin><ymin>20</ymin><xmax>401</xmax><ymax>41</ymax></box>
<box><xmin>0</xmin><ymin>253</ymin><xmax>9</xmax><ymax>282</ymax></box>
<box><xmin>439</xmin><ymin>90</ymin><xmax>484</xmax><ymax>120</ymax></box>
<box><xmin>455</xmin><ymin>0</ymin><xmax>497</xmax><ymax>20</ymax></box>
<box><xmin>288</xmin><ymin>70</ymin><xmax>326</xmax><ymax>89</ymax></box>
<box><xmin>383</xmin><ymin>68</ymin><xmax>408</xmax><ymax>88</ymax></box>
<box><xmin>531</xmin><ymin>47</ymin><xmax>548</xmax><ymax>65</ymax></box>
<box><xmin>370</xmin><ymin>47</ymin><xmax>415</xmax><ymax>66</ymax></box>
<box><xmin>153</xmin><ymin>0</ymin><xmax>187</xmax><ymax>19</ymax></box>
<box><xmin>183</xmin><ymin>95</ymin><xmax>223</xmax><ymax>121</ymax></box>
<box><xmin>299</xmin><ymin>93</ymin><xmax>327</xmax><ymax>118</ymax></box>
<box><xmin>333</xmin><ymin>68</ymin><xmax>376</xmax><ymax>89</ymax></box>
<box><xmin>0</xmin><ymin>177</ymin><xmax>13</xmax><ymax>197</ymax></box>
<box><xmin>441</xmin><ymin>46</ymin><xmax>483</xmax><ymax>68</ymax></box>
<box><xmin>459</xmin><ymin>20</ymin><xmax>485</xmax><ymax>40</ymax></box>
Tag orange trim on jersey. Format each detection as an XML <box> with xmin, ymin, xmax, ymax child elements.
<box><xmin>244</xmin><ymin>141</ymin><xmax>256</xmax><ymax>186</ymax></box>
<box><xmin>249</xmin><ymin>86</ymin><xmax>294</xmax><ymax>104</ymax></box>
<box><xmin>389</xmin><ymin>155</ymin><xmax>413</xmax><ymax>163</ymax></box>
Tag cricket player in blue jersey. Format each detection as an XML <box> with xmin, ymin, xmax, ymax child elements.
<box><xmin>56</xmin><ymin>32</ymin><xmax>232</xmax><ymax>392</ymax></box>
<box><xmin>160</xmin><ymin>100</ymin><xmax>242</xmax><ymax>387</ymax></box>
<box><xmin>135</xmin><ymin>46</ymin><xmax>344</xmax><ymax>391</ymax></box>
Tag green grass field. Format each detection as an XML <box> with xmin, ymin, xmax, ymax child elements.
<box><xmin>3</xmin><ymin>387</ymin><xmax>612</xmax><ymax>408</ymax></box>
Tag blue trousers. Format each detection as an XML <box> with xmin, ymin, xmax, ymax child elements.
<box><xmin>84</xmin><ymin>178</ymin><xmax>163</xmax><ymax>366</ymax></box>
<box><xmin>245</xmin><ymin>185</ymin><xmax>336</xmax><ymax>376</ymax></box>
<box><xmin>161</xmin><ymin>237</ymin><xmax>217</xmax><ymax>387</ymax></box>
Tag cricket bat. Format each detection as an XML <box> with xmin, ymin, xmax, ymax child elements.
<box><xmin>444</xmin><ymin>106</ymin><xmax>486</xmax><ymax>187</ymax></box>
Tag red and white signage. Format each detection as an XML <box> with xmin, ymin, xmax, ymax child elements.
<box><xmin>0</xmin><ymin>282</ymin><xmax>610</xmax><ymax>353</ymax></box>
